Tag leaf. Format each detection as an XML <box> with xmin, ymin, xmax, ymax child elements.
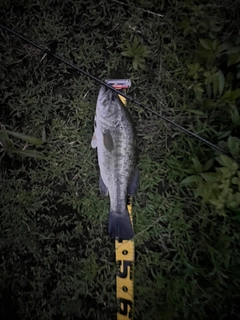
<box><xmin>212</xmin><ymin>39</ymin><xmax>219</xmax><ymax>51</ymax></box>
<box><xmin>126</xmin><ymin>42</ymin><xmax>132</xmax><ymax>50</ymax></box>
<box><xmin>187</xmin><ymin>63</ymin><xmax>202</xmax><ymax>78</ymax></box>
<box><xmin>232</xmin><ymin>215</ymin><xmax>240</xmax><ymax>221</ymax></box>
<box><xmin>234</xmin><ymin>192</ymin><xmax>240</xmax><ymax>202</ymax></box>
<box><xmin>183</xmin><ymin>168</ymin><xmax>196</xmax><ymax>174</ymax></box>
<box><xmin>206</xmin><ymin>83</ymin><xmax>212</xmax><ymax>98</ymax></box>
<box><xmin>219</xmin><ymin>167</ymin><xmax>231</xmax><ymax>178</ymax></box>
<box><xmin>187</xmin><ymin>63</ymin><xmax>196</xmax><ymax>71</ymax></box>
<box><xmin>194</xmin><ymin>184</ymin><xmax>205</xmax><ymax>199</ymax></box>
<box><xmin>237</xmin><ymin>70</ymin><xmax>240</xmax><ymax>79</ymax></box>
<box><xmin>227</xmin><ymin>46</ymin><xmax>240</xmax><ymax>55</ymax></box>
<box><xmin>199</xmin><ymin>38</ymin><xmax>212</xmax><ymax>50</ymax></box>
<box><xmin>138</xmin><ymin>61</ymin><xmax>146</xmax><ymax>69</ymax></box>
<box><xmin>137</xmin><ymin>46</ymin><xmax>146</xmax><ymax>56</ymax></box>
<box><xmin>209</xmin><ymin>199</ymin><xmax>224</xmax><ymax>210</ymax></box>
<box><xmin>228</xmin><ymin>54</ymin><xmax>240</xmax><ymax>66</ymax></box>
<box><xmin>222</xmin><ymin>89</ymin><xmax>240</xmax><ymax>101</ymax></box>
<box><xmin>200</xmin><ymin>172</ymin><xmax>218</xmax><ymax>182</ymax></box>
<box><xmin>218</xmin><ymin>70</ymin><xmax>225</xmax><ymax>95</ymax></box>
<box><xmin>192</xmin><ymin>158</ymin><xmax>203</xmax><ymax>173</ymax></box>
<box><xmin>189</xmin><ymin>109</ymin><xmax>204</xmax><ymax>115</ymax></box>
<box><xmin>203</xmin><ymin>158</ymin><xmax>214</xmax><ymax>171</ymax></box>
<box><xmin>133</xmin><ymin>36</ymin><xmax>138</xmax><ymax>49</ymax></box>
<box><xmin>216</xmin><ymin>155</ymin><xmax>233</xmax><ymax>169</ymax></box>
<box><xmin>177</xmin><ymin>20</ymin><xmax>190</xmax><ymax>29</ymax></box>
<box><xmin>232</xmin><ymin>162</ymin><xmax>239</xmax><ymax>174</ymax></box>
<box><xmin>213</xmin><ymin>73</ymin><xmax>218</xmax><ymax>98</ymax></box>
<box><xmin>0</xmin><ymin>129</ymin><xmax>14</xmax><ymax>150</ymax></box>
<box><xmin>231</xmin><ymin>176</ymin><xmax>240</xmax><ymax>185</ymax></box>
<box><xmin>196</xmin><ymin>49</ymin><xmax>214</xmax><ymax>58</ymax></box>
<box><xmin>42</xmin><ymin>126</ymin><xmax>46</xmax><ymax>142</ymax></box>
<box><xmin>205</xmin><ymin>99</ymin><xmax>215</xmax><ymax>108</ymax></box>
<box><xmin>121</xmin><ymin>51</ymin><xmax>133</xmax><ymax>57</ymax></box>
<box><xmin>132</xmin><ymin>59</ymin><xmax>138</xmax><ymax>70</ymax></box>
<box><xmin>204</xmin><ymin>71</ymin><xmax>211</xmax><ymax>79</ymax></box>
<box><xmin>218</xmin><ymin>158</ymin><xmax>238</xmax><ymax>176</ymax></box>
<box><xmin>6</xmin><ymin>130</ymin><xmax>44</xmax><ymax>146</ymax></box>
<box><xmin>193</xmin><ymin>83</ymin><xmax>204</xmax><ymax>93</ymax></box>
<box><xmin>181</xmin><ymin>175</ymin><xmax>202</xmax><ymax>184</ymax></box>
<box><xmin>11</xmin><ymin>149</ymin><xmax>45</xmax><ymax>159</ymax></box>
<box><xmin>227</xmin><ymin>136</ymin><xmax>240</xmax><ymax>157</ymax></box>
<box><xmin>222</xmin><ymin>90</ymin><xmax>231</xmax><ymax>100</ymax></box>
<box><xmin>138</xmin><ymin>56</ymin><xmax>145</xmax><ymax>63</ymax></box>
<box><xmin>218</xmin><ymin>130</ymin><xmax>232</xmax><ymax>139</ymax></box>
<box><xmin>183</xmin><ymin>26</ymin><xmax>192</xmax><ymax>37</ymax></box>
<box><xmin>230</xmin><ymin>89</ymin><xmax>240</xmax><ymax>100</ymax></box>
<box><xmin>229</xmin><ymin>106</ymin><xmax>240</xmax><ymax>125</ymax></box>
<box><xmin>217</xmin><ymin>42</ymin><xmax>232</xmax><ymax>55</ymax></box>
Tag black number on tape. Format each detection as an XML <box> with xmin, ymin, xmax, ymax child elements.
<box><xmin>118</xmin><ymin>260</ymin><xmax>133</xmax><ymax>279</ymax></box>
<box><xmin>118</xmin><ymin>298</ymin><xmax>133</xmax><ymax>318</ymax></box>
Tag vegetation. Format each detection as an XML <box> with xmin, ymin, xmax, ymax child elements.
<box><xmin>0</xmin><ymin>0</ymin><xmax>239</xmax><ymax>319</ymax></box>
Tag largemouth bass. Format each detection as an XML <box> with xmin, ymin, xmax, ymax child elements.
<box><xmin>91</xmin><ymin>85</ymin><xmax>139</xmax><ymax>240</ymax></box>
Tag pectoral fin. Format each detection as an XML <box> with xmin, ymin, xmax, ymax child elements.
<box><xmin>99</xmin><ymin>175</ymin><xmax>108</xmax><ymax>196</ymax></box>
<box><xmin>127</xmin><ymin>168</ymin><xmax>139</xmax><ymax>195</ymax></box>
<box><xmin>91</xmin><ymin>132</ymin><xmax>97</xmax><ymax>148</ymax></box>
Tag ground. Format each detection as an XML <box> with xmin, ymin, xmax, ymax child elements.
<box><xmin>0</xmin><ymin>0</ymin><xmax>240</xmax><ymax>319</ymax></box>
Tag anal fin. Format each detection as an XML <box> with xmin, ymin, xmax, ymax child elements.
<box><xmin>127</xmin><ymin>167</ymin><xmax>139</xmax><ymax>195</ymax></box>
<box><xmin>99</xmin><ymin>175</ymin><xmax>108</xmax><ymax>196</ymax></box>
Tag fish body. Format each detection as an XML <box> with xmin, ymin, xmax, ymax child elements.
<box><xmin>91</xmin><ymin>85</ymin><xmax>138</xmax><ymax>240</ymax></box>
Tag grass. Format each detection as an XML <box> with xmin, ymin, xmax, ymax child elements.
<box><xmin>0</xmin><ymin>0</ymin><xmax>240</xmax><ymax>319</ymax></box>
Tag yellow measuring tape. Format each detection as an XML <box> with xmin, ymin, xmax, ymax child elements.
<box><xmin>115</xmin><ymin>92</ymin><xmax>134</xmax><ymax>320</ymax></box>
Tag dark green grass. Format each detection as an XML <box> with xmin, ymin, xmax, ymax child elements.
<box><xmin>1</xmin><ymin>0</ymin><xmax>240</xmax><ymax>319</ymax></box>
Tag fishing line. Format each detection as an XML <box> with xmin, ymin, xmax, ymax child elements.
<box><xmin>1</xmin><ymin>24</ymin><xmax>239</xmax><ymax>164</ymax></box>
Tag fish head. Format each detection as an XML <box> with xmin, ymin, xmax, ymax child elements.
<box><xmin>96</xmin><ymin>85</ymin><xmax>122</xmax><ymax>120</ymax></box>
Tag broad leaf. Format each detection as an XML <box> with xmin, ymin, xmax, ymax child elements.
<box><xmin>192</xmin><ymin>158</ymin><xmax>203</xmax><ymax>173</ymax></box>
<box><xmin>200</xmin><ymin>172</ymin><xmax>218</xmax><ymax>182</ymax></box>
<box><xmin>203</xmin><ymin>158</ymin><xmax>214</xmax><ymax>171</ymax></box>
<box><xmin>200</xmin><ymin>38</ymin><xmax>212</xmax><ymax>50</ymax></box>
<box><xmin>227</xmin><ymin>136</ymin><xmax>239</xmax><ymax>157</ymax></box>
<box><xmin>181</xmin><ymin>175</ymin><xmax>202</xmax><ymax>184</ymax></box>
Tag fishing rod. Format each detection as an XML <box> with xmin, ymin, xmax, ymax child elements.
<box><xmin>0</xmin><ymin>23</ymin><xmax>239</xmax><ymax>164</ymax></box>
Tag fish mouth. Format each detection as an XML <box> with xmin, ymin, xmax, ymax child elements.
<box><xmin>96</xmin><ymin>85</ymin><xmax>120</xmax><ymax>119</ymax></box>
<box><xmin>98</xmin><ymin>85</ymin><xmax>109</xmax><ymax>97</ymax></box>
<box><xmin>106</xmin><ymin>89</ymin><xmax>118</xmax><ymax>103</ymax></box>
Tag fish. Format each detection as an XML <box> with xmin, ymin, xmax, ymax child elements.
<box><xmin>91</xmin><ymin>85</ymin><xmax>139</xmax><ymax>240</ymax></box>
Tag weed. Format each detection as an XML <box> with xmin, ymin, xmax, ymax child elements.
<box><xmin>0</xmin><ymin>0</ymin><xmax>240</xmax><ymax>320</ymax></box>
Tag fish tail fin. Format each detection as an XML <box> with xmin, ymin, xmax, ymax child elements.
<box><xmin>108</xmin><ymin>209</ymin><xmax>134</xmax><ymax>240</ymax></box>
